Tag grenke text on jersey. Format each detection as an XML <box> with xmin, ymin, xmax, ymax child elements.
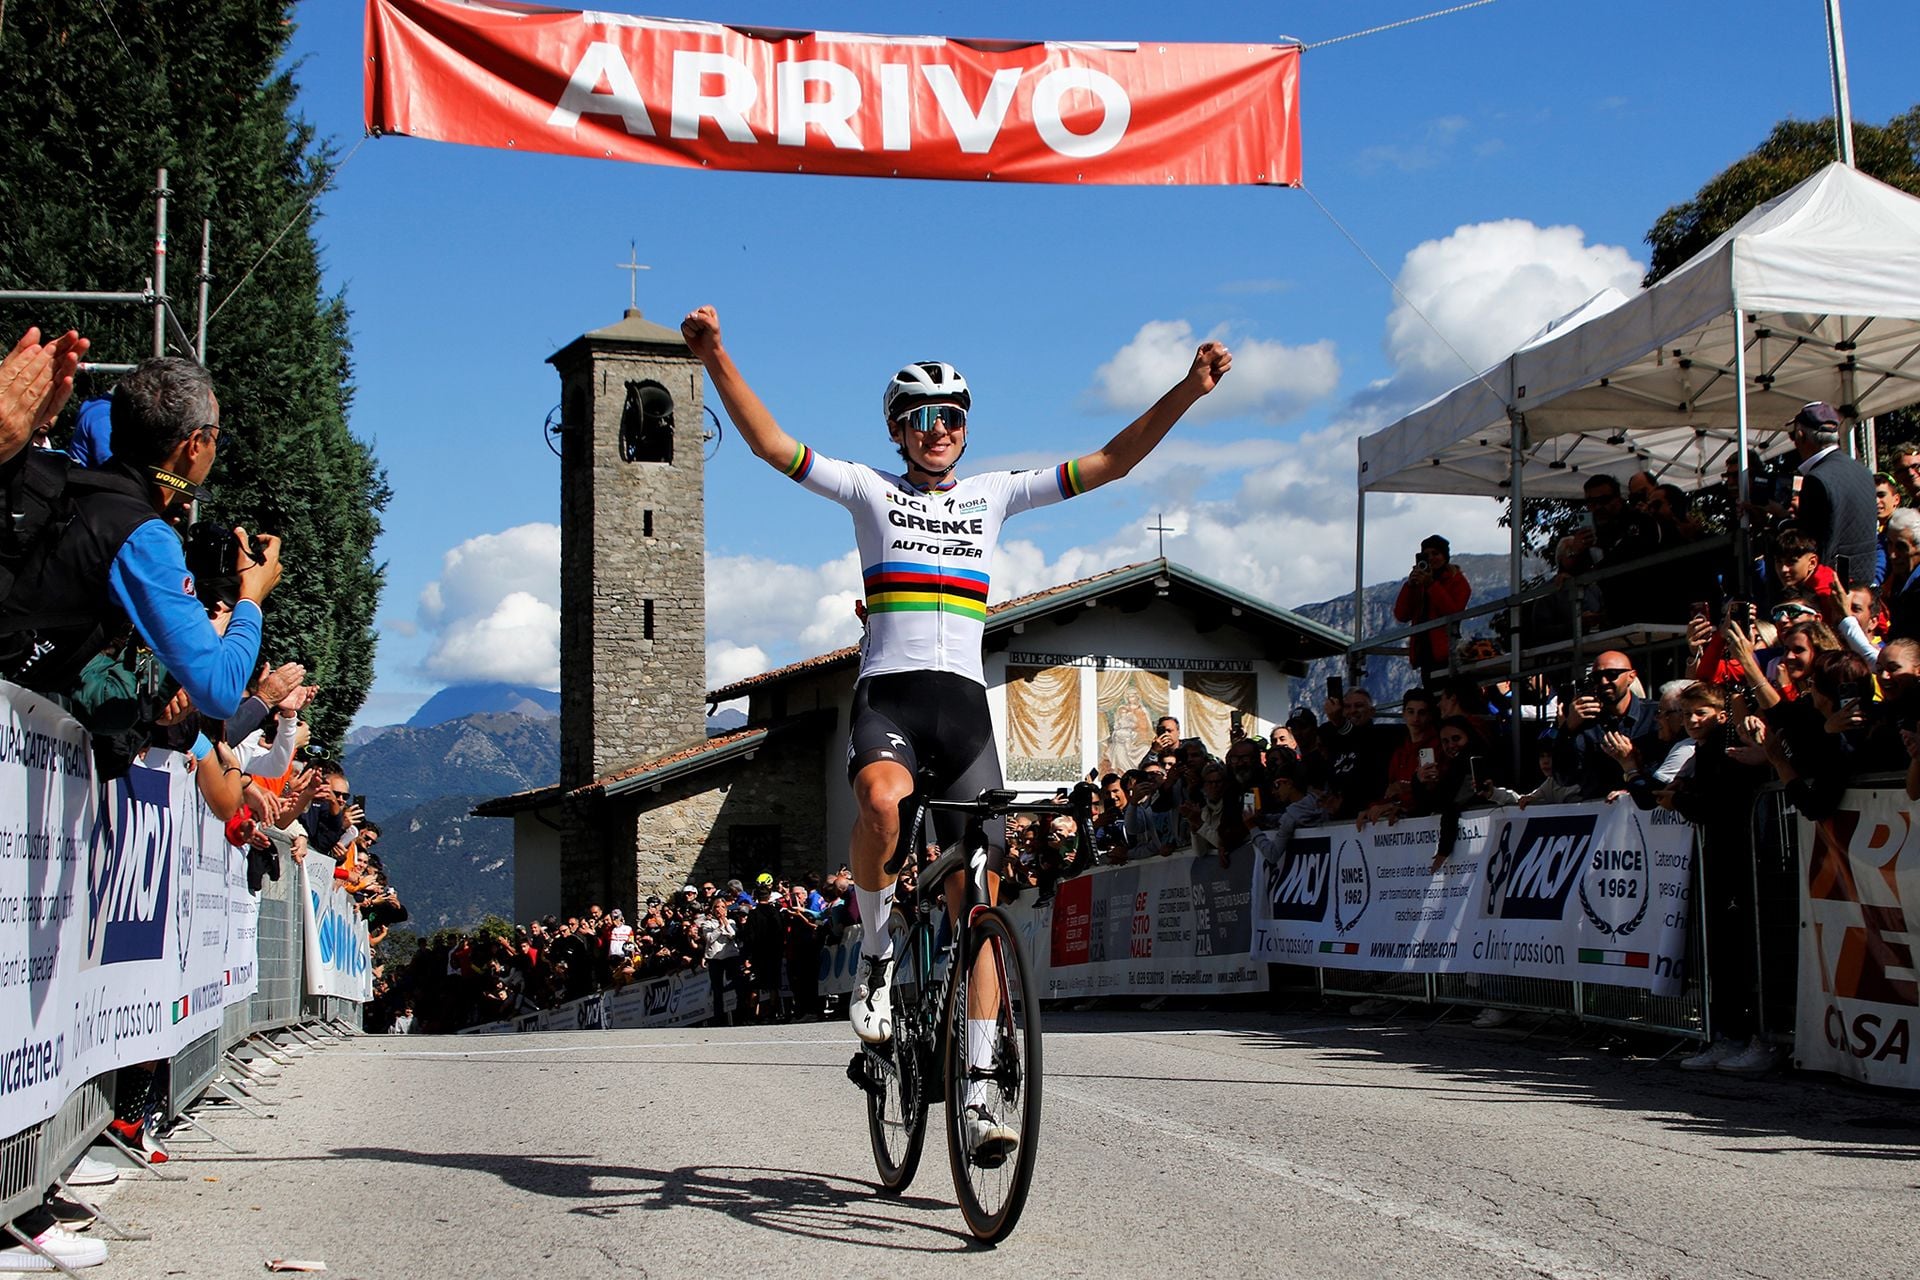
<box><xmin>888</xmin><ymin>511</ymin><xmax>984</xmax><ymax>535</ymax></box>
<box><xmin>548</xmin><ymin>45</ymin><xmax>1133</xmax><ymax>159</ymax></box>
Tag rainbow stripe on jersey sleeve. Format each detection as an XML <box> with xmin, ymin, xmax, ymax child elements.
<box><xmin>1054</xmin><ymin>459</ymin><xmax>1087</xmax><ymax>498</ymax></box>
<box><xmin>863</xmin><ymin>562</ymin><xmax>990</xmax><ymax>620</ymax></box>
<box><xmin>783</xmin><ymin>443</ymin><xmax>816</xmax><ymax>482</ymax></box>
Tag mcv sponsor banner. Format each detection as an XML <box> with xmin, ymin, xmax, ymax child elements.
<box><xmin>604</xmin><ymin>968</ymin><xmax>715</xmax><ymax>1029</ymax></box>
<box><xmin>301</xmin><ymin>855</ymin><xmax>373</xmax><ymax>1001</ymax></box>
<box><xmin>1797</xmin><ymin>790</ymin><xmax>1920</xmax><ymax>1089</ymax></box>
<box><xmin>1019</xmin><ymin>854</ymin><xmax>1266</xmax><ymax>997</ymax></box>
<box><xmin>1250</xmin><ymin>803</ymin><xmax>1695</xmax><ymax>996</ymax></box>
<box><xmin>365</xmin><ymin>0</ymin><xmax>1302</xmax><ymax>187</ymax></box>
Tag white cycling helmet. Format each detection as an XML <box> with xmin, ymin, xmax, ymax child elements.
<box><xmin>883</xmin><ymin>361</ymin><xmax>971</xmax><ymax>422</ymax></box>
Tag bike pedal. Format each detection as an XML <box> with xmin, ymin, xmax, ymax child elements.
<box><xmin>846</xmin><ymin>1052</ymin><xmax>881</xmax><ymax>1097</ymax></box>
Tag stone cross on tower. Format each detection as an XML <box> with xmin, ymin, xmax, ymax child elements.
<box><xmin>616</xmin><ymin>242</ymin><xmax>651</xmax><ymax>311</ymax></box>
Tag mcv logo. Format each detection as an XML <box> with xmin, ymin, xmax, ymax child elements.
<box><xmin>309</xmin><ymin>891</ymin><xmax>369</xmax><ymax>977</ymax></box>
<box><xmin>1484</xmin><ymin>816</ymin><xmax>1594</xmax><ymax>920</ymax></box>
<box><xmin>86</xmin><ymin>766</ymin><xmax>174</xmax><ymax>966</ymax></box>
<box><xmin>1265</xmin><ymin>835</ymin><xmax>1332</xmax><ymax>922</ymax></box>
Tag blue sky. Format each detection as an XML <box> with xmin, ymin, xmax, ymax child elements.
<box><xmin>280</xmin><ymin>1</ymin><xmax>1920</xmax><ymax>728</ymax></box>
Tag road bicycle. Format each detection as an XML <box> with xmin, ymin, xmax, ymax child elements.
<box><xmin>846</xmin><ymin>788</ymin><xmax>1070</xmax><ymax>1243</ymax></box>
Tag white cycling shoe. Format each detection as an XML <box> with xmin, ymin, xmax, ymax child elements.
<box><xmin>851</xmin><ymin>955</ymin><xmax>894</xmax><ymax>1044</ymax></box>
<box><xmin>963</xmin><ymin>1104</ymin><xmax>1019</xmax><ymax>1166</ymax></box>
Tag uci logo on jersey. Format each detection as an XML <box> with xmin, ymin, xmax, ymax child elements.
<box><xmin>1263</xmin><ymin>833</ymin><xmax>1333</xmax><ymax>922</ymax></box>
<box><xmin>1483</xmin><ymin>815</ymin><xmax>1595</xmax><ymax>920</ymax></box>
<box><xmin>86</xmin><ymin>765</ymin><xmax>175</xmax><ymax>967</ymax></box>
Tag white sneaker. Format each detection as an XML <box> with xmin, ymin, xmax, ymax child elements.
<box><xmin>1680</xmin><ymin>1037</ymin><xmax>1742</xmax><ymax>1071</ymax></box>
<box><xmin>963</xmin><ymin>1104</ymin><xmax>1019</xmax><ymax>1167</ymax></box>
<box><xmin>63</xmin><ymin>1156</ymin><xmax>119</xmax><ymax>1188</ymax></box>
<box><xmin>851</xmin><ymin>955</ymin><xmax>893</xmax><ymax>1044</ymax></box>
<box><xmin>0</xmin><ymin>1223</ymin><xmax>108</xmax><ymax>1271</ymax></box>
<box><xmin>1471</xmin><ymin>1008</ymin><xmax>1515</xmax><ymax>1029</ymax></box>
<box><xmin>1716</xmin><ymin>1036</ymin><xmax>1778</xmax><ymax>1076</ymax></box>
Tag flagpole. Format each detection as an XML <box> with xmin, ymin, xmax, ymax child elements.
<box><xmin>1824</xmin><ymin>0</ymin><xmax>1855</xmax><ymax>168</ymax></box>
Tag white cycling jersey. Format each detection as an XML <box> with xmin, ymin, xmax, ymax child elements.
<box><xmin>782</xmin><ymin>444</ymin><xmax>1089</xmax><ymax>685</ymax></box>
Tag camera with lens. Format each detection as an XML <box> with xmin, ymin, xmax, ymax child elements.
<box><xmin>183</xmin><ymin>505</ymin><xmax>280</xmax><ymax>610</ymax></box>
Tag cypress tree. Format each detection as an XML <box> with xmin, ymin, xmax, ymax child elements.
<box><xmin>0</xmin><ymin>3</ymin><xmax>386</xmax><ymax>749</ymax></box>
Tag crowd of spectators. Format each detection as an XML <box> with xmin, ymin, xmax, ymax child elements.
<box><xmin>1</xmin><ymin>331</ymin><xmax>413</xmax><ymax>1162</ymax></box>
<box><xmin>367</xmin><ymin>872</ymin><xmax>854</xmax><ymax>1034</ymax></box>
<box><xmin>1289</xmin><ymin>399</ymin><xmax>1920</xmax><ymax>1073</ymax></box>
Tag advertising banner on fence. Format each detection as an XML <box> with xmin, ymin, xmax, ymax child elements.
<box><xmin>301</xmin><ymin>854</ymin><xmax>373</xmax><ymax>1002</ymax></box>
<box><xmin>365</xmin><ymin>0</ymin><xmax>1302</xmax><ymax>187</ymax></box>
<box><xmin>2</xmin><ymin>683</ymin><xmax>266</xmax><ymax>1140</ymax></box>
<box><xmin>1249</xmin><ymin>803</ymin><xmax>1696</xmax><ymax>995</ymax></box>
<box><xmin>0</xmin><ymin>685</ymin><xmax>96</xmax><ymax>1137</ymax></box>
<box><xmin>604</xmin><ymin>968</ymin><xmax>716</xmax><ymax>1030</ymax></box>
<box><xmin>1029</xmin><ymin>853</ymin><xmax>1267</xmax><ymax>997</ymax></box>
<box><xmin>1797</xmin><ymin>790</ymin><xmax>1920</xmax><ymax>1089</ymax></box>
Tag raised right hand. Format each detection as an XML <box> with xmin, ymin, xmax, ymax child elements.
<box><xmin>680</xmin><ymin>306</ymin><xmax>721</xmax><ymax>360</ymax></box>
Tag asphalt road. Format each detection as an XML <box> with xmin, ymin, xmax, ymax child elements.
<box><xmin>84</xmin><ymin>1012</ymin><xmax>1915</xmax><ymax>1279</ymax></box>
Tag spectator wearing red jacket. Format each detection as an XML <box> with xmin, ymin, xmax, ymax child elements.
<box><xmin>1394</xmin><ymin>534</ymin><xmax>1472</xmax><ymax>679</ymax></box>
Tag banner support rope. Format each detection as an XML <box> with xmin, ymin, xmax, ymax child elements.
<box><xmin>1297</xmin><ymin>182</ymin><xmax>1510</xmax><ymax>406</ymax></box>
<box><xmin>207</xmin><ymin>134</ymin><xmax>369</xmax><ymax>326</ymax></box>
<box><xmin>1304</xmin><ymin>0</ymin><xmax>1503</xmax><ymax>51</ymax></box>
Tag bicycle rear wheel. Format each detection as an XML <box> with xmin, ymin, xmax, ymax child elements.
<box><xmin>943</xmin><ymin>905</ymin><xmax>1042</xmax><ymax>1243</ymax></box>
<box><xmin>866</xmin><ymin>910</ymin><xmax>928</xmax><ymax>1194</ymax></box>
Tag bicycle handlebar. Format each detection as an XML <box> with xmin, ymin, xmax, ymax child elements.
<box><xmin>885</xmin><ymin>788</ymin><xmax>1095</xmax><ymax>876</ymax></box>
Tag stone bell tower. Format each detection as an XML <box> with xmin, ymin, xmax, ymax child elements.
<box><xmin>548</xmin><ymin>308</ymin><xmax>708</xmax><ymax>798</ymax></box>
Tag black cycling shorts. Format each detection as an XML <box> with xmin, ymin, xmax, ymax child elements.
<box><xmin>847</xmin><ymin>670</ymin><xmax>1006</xmax><ymax>870</ymax></box>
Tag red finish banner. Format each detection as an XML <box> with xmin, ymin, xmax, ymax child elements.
<box><xmin>364</xmin><ymin>1</ymin><xmax>1301</xmax><ymax>186</ymax></box>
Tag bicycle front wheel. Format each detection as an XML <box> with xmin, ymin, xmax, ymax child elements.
<box><xmin>943</xmin><ymin>905</ymin><xmax>1042</xmax><ymax>1243</ymax></box>
<box><xmin>866</xmin><ymin>910</ymin><xmax>928</xmax><ymax>1194</ymax></box>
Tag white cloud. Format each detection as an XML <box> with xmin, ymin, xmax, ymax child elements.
<box><xmin>707</xmin><ymin>640</ymin><xmax>770</xmax><ymax>689</ymax></box>
<box><xmin>705</xmin><ymin>548</ymin><xmax>865</xmax><ymax>657</ymax></box>
<box><xmin>1089</xmin><ymin>320</ymin><xmax>1339</xmax><ymax>426</ymax></box>
<box><xmin>1384</xmin><ymin>219</ymin><xmax>1643</xmax><ymax>397</ymax></box>
<box><xmin>422</xmin><ymin>590</ymin><xmax>562</xmax><ymax>686</ymax></box>
<box><xmin>415</xmin><ymin>523</ymin><xmax>562</xmax><ymax>686</ymax></box>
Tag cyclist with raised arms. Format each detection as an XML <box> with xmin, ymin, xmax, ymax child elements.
<box><xmin>681</xmin><ymin>305</ymin><xmax>1230</xmax><ymax>1156</ymax></box>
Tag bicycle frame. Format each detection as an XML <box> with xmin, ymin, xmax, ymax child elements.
<box><xmin>867</xmin><ymin>787</ymin><xmax>1083</xmax><ymax>1085</ymax></box>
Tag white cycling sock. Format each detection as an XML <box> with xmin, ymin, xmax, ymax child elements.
<box><xmin>966</xmin><ymin>1017</ymin><xmax>996</xmax><ymax>1111</ymax></box>
<box><xmin>855</xmin><ymin>882</ymin><xmax>896</xmax><ymax>962</ymax></box>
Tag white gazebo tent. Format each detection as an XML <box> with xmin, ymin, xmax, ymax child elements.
<box><xmin>1352</xmin><ymin>162</ymin><xmax>1920</xmax><ymax>688</ymax></box>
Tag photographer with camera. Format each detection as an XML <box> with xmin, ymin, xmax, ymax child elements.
<box><xmin>0</xmin><ymin>356</ymin><xmax>281</xmax><ymax>721</ymax></box>
<box><xmin>1553</xmin><ymin>650</ymin><xmax>1659</xmax><ymax>800</ymax></box>
<box><xmin>1393</xmin><ymin>534</ymin><xmax>1471</xmax><ymax>680</ymax></box>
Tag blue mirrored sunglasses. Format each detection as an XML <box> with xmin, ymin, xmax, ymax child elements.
<box><xmin>895</xmin><ymin>403</ymin><xmax>967</xmax><ymax>433</ymax></box>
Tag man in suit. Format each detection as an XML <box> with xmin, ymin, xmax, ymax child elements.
<box><xmin>1789</xmin><ymin>401</ymin><xmax>1877</xmax><ymax>590</ymax></box>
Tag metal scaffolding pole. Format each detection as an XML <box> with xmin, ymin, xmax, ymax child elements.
<box><xmin>152</xmin><ymin>168</ymin><xmax>170</xmax><ymax>357</ymax></box>
<box><xmin>1824</xmin><ymin>0</ymin><xmax>1856</xmax><ymax>169</ymax></box>
<box><xmin>196</xmin><ymin>219</ymin><xmax>213</xmax><ymax>362</ymax></box>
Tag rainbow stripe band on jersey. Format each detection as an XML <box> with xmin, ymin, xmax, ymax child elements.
<box><xmin>1054</xmin><ymin>459</ymin><xmax>1086</xmax><ymax>499</ymax></box>
<box><xmin>863</xmin><ymin>562</ymin><xmax>990</xmax><ymax>619</ymax></box>
<box><xmin>784</xmin><ymin>444</ymin><xmax>816</xmax><ymax>482</ymax></box>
